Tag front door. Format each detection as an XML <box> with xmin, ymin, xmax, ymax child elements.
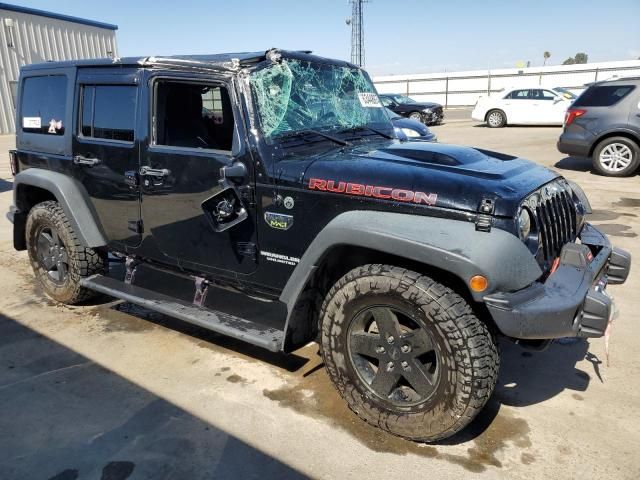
<box><xmin>73</xmin><ymin>70</ymin><xmax>142</xmax><ymax>247</ymax></box>
<box><xmin>137</xmin><ymin>74</ymin><xmax>258</xmax><ymax>276</ymax></box>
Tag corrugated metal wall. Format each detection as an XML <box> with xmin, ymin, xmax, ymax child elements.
<box><xmin>0</xmin><ymin>8</ymin><xmax>118</xmax><ymax>134</ymax></box>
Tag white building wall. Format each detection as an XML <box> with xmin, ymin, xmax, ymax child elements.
<box><xmin>373</xmin><ymin>60</ymin><xmax>640</xmax><ymax>108</ymax></box>
<box><xmin>0</xmin><ymin>7</ymin><xmax>118</xmax><ymax>134</ymax></box>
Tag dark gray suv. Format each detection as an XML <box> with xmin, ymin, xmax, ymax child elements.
<box><xmin>558</xmin><ymin>77</ymin><xmax>640</xmax><ymax>176</ymax></box>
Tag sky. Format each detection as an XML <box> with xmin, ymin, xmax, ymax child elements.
<box><xmin>14</xmin><ymin>0</ymin><xmax>640</xmax><ymax>75</ymax></box>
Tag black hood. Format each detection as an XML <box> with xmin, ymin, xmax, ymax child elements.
<box><xmin>297</xmin><ymin>141</ymin><xmax>559</xmax><ymax>217</ymax></box>
<box><xmin>410</xmin><ymin>102</ymin><xmax>440</xmax><ymax>109</ymax></box>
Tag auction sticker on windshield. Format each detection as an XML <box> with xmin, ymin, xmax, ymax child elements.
<box><xmin>358</xmin><ymin>93</ymin><xmax>382</xmax><ymax>108</ymax></box>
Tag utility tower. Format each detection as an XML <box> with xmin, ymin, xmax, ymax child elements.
<box><xmin>346</xmin><ymin>0</ymin><xmax>366</xmax><ymax>67</ymax></box>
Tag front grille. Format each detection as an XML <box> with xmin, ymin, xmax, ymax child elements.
<box><xmin>522</xmin><ymin>180</ymin><xmax>579</xmax><ymax>266</ymax></box>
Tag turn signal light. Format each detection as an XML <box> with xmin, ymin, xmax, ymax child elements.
<box><xmin>469</xmin><ymin>275</ymin><xmax>488</xmax><ymax>292</ymax></box>
<box><xmin>564</xmin><ymin>109</ymin><xmax>587</xmax><ymax>127</ymax></box>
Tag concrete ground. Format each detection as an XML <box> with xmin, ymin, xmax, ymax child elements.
<box><xmin>0</xmin><ymin>116</ymin><xmax>638</xmax><ymax>480</ymax></box>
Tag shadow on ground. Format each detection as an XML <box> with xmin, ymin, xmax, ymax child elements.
<box><xmin>0</xmin><ymin>314</ymin><xmax>307</xmax><ymax>480</ymax></box>
<box><xmin>0</xmin><ymin>178</ymin><xmax>13</xmax><ymax>193</ymax></box>
<box><xmin>555</xmin><ymin>155</ymin><xmax>640</xmax><ymax>176</ymax></box>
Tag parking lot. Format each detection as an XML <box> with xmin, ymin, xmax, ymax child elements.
<box><xmin>0</xmin><ymin>114</ymin><xmax>638</xmax><ymax>479</ymax></box>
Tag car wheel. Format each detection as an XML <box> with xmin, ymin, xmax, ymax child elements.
<box><xmin>26</xmin><ymin>201</ymin><xmax>106</xmax><ymax>304</ymax></box>
<box><xmin>408</xmin><ymin>112</ymin><xmax>423</xmax><ymax>122</ymax></box>
<box><xmin>592</xmin><ymin>137</ymin><xmax>640</xmax><ymax>177</ymax></box>
<box><xmin>320</xmin><ymin>264</ymin><xmax>499</xmax><ymax>442</ymax></box>
<box><xmin>486</xmin><ymin>109</ymin><xmax>506</xmax><ymax>128</ymax></box>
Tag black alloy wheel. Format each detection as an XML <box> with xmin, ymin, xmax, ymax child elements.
<box><xmin>347</xmin><ymin>305</ymin><xmax>440</xmax><ymax>406</ymax></box>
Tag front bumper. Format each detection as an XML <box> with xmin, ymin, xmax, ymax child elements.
<box><xmin>424</xmin><ymin>109</ymin><xmax>444</xmax><ymax>125</ymax></box>
<box><xmin>484</xmin><ymin>224</ymin><xmax>631</xmax><ymax>339</ymax></box>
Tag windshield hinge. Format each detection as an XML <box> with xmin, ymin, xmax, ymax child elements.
<box><xmin>476</xmin><ymin>198</ymin><xmax>495</xmax><ymax>232</ymax></box>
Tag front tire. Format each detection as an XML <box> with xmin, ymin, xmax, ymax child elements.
<box><xmin>592</xmin><ymin>136</ymin><xmax>640</xmax><ymax>177</ymax></box>
<box><xmin>486</xmin><ymin>109</ymin><xmax>506</xmax><ymax>128</ymax></box>
<box><xmin>320</xmin><ymin>264</ymin><xmax>499</xmax><ymax>442</ymax></box>
<box><xmin>408</xmin><ymin>111</ymin><xmax>424</xmax><ymax>122</ymax></box>
<box><xmin>26</xmin><ymin>201</ymin><xmax>106</xmax><ymax>304</ymax></box>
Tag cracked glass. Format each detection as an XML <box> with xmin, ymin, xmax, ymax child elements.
<box><xmin>249</xmin><ymin>58</ymin><xmax>390</xmax><ymax>140</ymax></box>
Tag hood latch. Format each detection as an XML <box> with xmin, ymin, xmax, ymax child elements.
<box><xmin>476</xmin><ymin>198</ymin><xmax>495</xmax><ymax>232</ymax></box>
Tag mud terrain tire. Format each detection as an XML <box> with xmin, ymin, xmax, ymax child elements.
<box><xmin>26</xmin><ymin>201</ymin><xmax>105</xmax><ymax>305</ymax></box>
<box><xmin>320</xmin><ymin>264</ymin><xmax>499</xmax><ymax>442</ymax></box>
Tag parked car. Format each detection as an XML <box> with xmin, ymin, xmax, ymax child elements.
<box><xmin>379</xmin><ymin>93</ymin><xmax>444</xmax><ymax>125</ymax></box>
<box><xmin>8</xmin><ymin>49</ymin><xmax>630</xmax><ymax>443</ymax></box>
<box><xmin>472</xmin><ymin>86</ymin><xmax>574</xmax><ymax>127</ymax></box>
<box><xmin>558</xmin><ymin>77</ymin><xmax>640</xmax><ymax>176</ymax></box>
<box><xmin>386</xmin><ymin>108</ymin><xmax>437</xmax><ymax>142</ymax></box>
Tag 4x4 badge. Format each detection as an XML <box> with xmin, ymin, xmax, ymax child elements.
<box><xmin>265</xmin><ymin>212</ymin><xmax>293</xmax><ymax>230</ymax></box>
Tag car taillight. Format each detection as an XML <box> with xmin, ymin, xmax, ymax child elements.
<box><xmin>565</xmin><ymin>108</ymin><xmax>586</xmax><ymax>127</ymax></box>
<box><xmin>9</xmin><ymin>150</ymin><xmax>18</xmax><ymax>176</ymax></box>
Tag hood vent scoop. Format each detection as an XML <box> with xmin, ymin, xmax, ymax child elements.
<box><xmin>380</xmin><ymin>148</ymin><xmax>460</xmax><ymax>166</ymax></box>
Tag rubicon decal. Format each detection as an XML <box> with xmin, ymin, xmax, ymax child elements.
<box><xmin>308</xmin><ymin>178</ymin><xmax>437</xmax><ymax>205</ymax></box>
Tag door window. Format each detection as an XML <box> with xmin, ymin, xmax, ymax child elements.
<box><xmin>153</xmin><ymin>81</ymin><xmax>234</xmax><ymax>152</ymax></box>
<box><xmin>21</xmin><ymin>75</ymin><xmax>67</xmax><ymax>135</ymax></box>
<box><xmin>529</xmin><ymin>89</ymin><xmax>556</xmax><ymax>100</ymax></box>
<box><xmin>80</xmin><ymin>85</ymin><xmax>137</xmax><ymax>142</ymax></box>
<box><xmin>506</xmin><ymin>89</ymin><xmax>530</xmax><ymax>99</ymax></box>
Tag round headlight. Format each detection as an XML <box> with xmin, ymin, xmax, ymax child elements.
<box><xmin>518</xmin><ymin>209</ymin><xmax>531</xmax><ymax>241</ymax></box>
<box><xmin>401</xmin><ymin>128</ymin><xmax>420</xmax><ymax>138</ymax></box>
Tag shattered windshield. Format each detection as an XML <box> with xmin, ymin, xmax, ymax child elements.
<box><xmin>249</xmin><ymin>58</ymin><xmax>391</xmax><ymax>141</ymax></box>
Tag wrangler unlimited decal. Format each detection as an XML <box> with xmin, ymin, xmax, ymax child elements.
<box><xmin>308</xmin><ymin>178</ymin><xmax>438</xmax><ymax>205</ymax></box>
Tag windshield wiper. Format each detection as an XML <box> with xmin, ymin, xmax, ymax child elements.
<box><xmin>339</xmin><ymin>125</ymin><xmax>394</xmax><ymax>140</ymax></box>
<box><xmin>276</xmin><ymin>129</ymin><xmax>349</xmax><ymax>146</ymax></box>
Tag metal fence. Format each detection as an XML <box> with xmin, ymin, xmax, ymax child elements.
<box><xmin>373</xmin><ymin>61</ymin><xmax>640</xmax><ymax>107</ymax></box>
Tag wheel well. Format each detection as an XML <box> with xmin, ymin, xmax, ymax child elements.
<box><xmin>485</xmin><ymin>109</ymin><xmax>505</xmax><ymax>121</ymax></box>
<box><xmin>285</xmin><ymin>244</ymin><xmax>494</xmax><ymax>351</ymax></box>
<box><xmin>16</xmin><ymin>184</ymin><xmax>57</xmax><ymax>213</ymax></box>
<box><xmin>589</xmin><ymin>131</ymin><xmax>640</xmax><ymax>156</ymax></box>
<box><xmin>13</xmin><ymin>184</ymin><xmax>57</xmax><ymax>250</ymax></box>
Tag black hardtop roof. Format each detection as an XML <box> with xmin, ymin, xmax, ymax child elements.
<box><xmin>20</xmin><ymin>49</ymin><xmax>359</xmax><ymax>73</ymax></box>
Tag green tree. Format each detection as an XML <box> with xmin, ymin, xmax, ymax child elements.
<box><xmin>543</xmin><ymin>51</ymin><xmax>551</xmax><ymax>66</ymax></box>
<box><xmin>563</xmin><ymin>52</ymin><xmax>588</xmax><ymax>65</ymax></box>
<box><xmin>574</xmin><ymin>52</ymin><xmax>588</xmax><ymax>64</ymax></box>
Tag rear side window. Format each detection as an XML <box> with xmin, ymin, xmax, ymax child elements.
<box><xmin>506</xmin><ymin>90</ymin><xmax>530</xmax><ymax>99</ymax></box>
<box><xmin>21</xmin><ymin>75</ymin><xmax>67</xmax><ymax>135</ymax></box>
<box><xmin>80</xmin><ymin>85</ymin><xmax>137</xmax><ymax>142</ymax></box>
<box><xmin>573</xmin><ymin>85</ymin><xmax>635</xmax><ymax>107</ymax></box>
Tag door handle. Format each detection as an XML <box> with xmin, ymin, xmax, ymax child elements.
<box><xmin>73</xmin><ymin>155</ymin><xmax>101</xmax><ymax>166</ymax></box>
<box><xmin>140</xmin><ymin>166</ymin><xmax>170</xmax><ymax>177</ymax></box>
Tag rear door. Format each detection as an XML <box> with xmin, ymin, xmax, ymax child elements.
<box><xmin>502</xmin><ymin>89</ymin><xmax>535</xmax><ymax>124</ymax></box>
<box><xmin>73</xmin><ymin>70</ymin><xmax>142</xmax><ymax>247</ymax></box>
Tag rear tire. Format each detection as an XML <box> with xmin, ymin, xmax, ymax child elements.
<box><xmin>320</xmin><ymin>264</ymin><xmax>499</xmax><ymax>442</ymax></box>
<box><xmin>486</xmin><ymin>109</ymin><xmax>506</xmax><ymax>128</ymax></box>
<box><xmin>592</xmin><ymin>136</ymin><xmax>640</xmax><ymax>177</ymax></box>
<box><xmin>26</xmin><ymin>201</ymin><xmax>106</xmax><ymax>305</ymax></box>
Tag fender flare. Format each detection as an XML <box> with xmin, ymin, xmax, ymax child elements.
<box><xmin>13</xmin><ymin>168</ymin><xmax>108</xmax><ymax>248</ymax></box>
<box><xmin>280</xmin><ymin>211</ymin><xmax>542</xmax><ymax>348</ymax></box>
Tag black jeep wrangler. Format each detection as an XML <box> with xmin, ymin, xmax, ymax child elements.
<box><xmin>7</xmin><ymin>49</ymin><xmax>631</xmax><ymax>442</ymax></box>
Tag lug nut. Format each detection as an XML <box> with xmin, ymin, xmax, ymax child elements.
<box><xmin>375</xmin><ymin>346</ymin><xmax>386</xmax><ymax>354</ymax></box>
<box><xmin>387</xmin><ymin>335</ymin><xmax>395</xmax><ymax>344</ymax></box>
<box><xmin>401</xmin><ymin>344</ymin><xmax>411</xmax><ymax>353</ymax></box>
<box><xmin>386</xmin><ymin>361</ymin><xmax>394</xmax><ymax>371</ymax></box>
<box><xmin>401</xmin><ymin>361</ymin><xmax>411</xmax><ymax>371</ymax></box>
